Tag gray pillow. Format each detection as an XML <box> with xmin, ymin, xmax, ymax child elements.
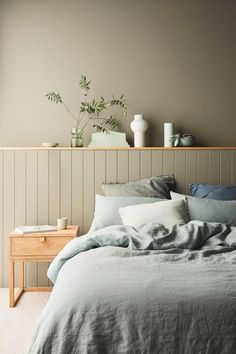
<box><xmin>102</xmin><ymin>174</ymin><xmax>175</xmax><ymax>199</ymax></box>
<box><xmin>89</xmin><ymin>194</ymin><xmax>164</xmax><ymax>232</ymax></box>
<box><xmin>171</xmin><ymin>191</ymin><xmax>236</xmax><ymax>226</ymax></box>
<box><xmin>190</xmin><ymin>183</ymin><xmax>236</xmax><ymax>200</ymax></box>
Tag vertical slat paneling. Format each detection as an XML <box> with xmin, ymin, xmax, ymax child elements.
<box><xmin>61</xmin><ymin>151</ymin><xmax>72</xmax><ymax>223</ymax></box>
<box><xmin>48</xmin><ymin>150</ymin><xmax>60</xmax><ymax>286</ymax></box>
<box><xmin>83</xmin><ymin>150</ymin><xmax>94</xmax><ymax>233</ymax></box>
<box><xmin>106</xmin><ymin>150</ymin><xmax>117</xmax><ymax>182</ymax></box>
<box><xmin>128</xmin><ymin>150</ymin><xmax>140</xmax><ymax>181</ymax></box>
<box><xmin>71</xmin><ymin>150</ymin><xmax>84</xmax><ymax>234</ymax></box>
<box><xmin>220</xmin><ymin>150</ymin><xmax>231</xmax><ymax>185</ymax></box>
<box><xmin>72</xmin><ymin>150</ymin><xmax>83</xmax><ymax>234</ymax></box>
<box><xmin>26</xmin><ymin>151</ymin><xmax>38</xmax><ymax>287</ymax></box>
<box><xmin>3</xmin><ymin>151</ymin><xmax>15</xmax><ymax>286</ymax></box>
<box><xmin>15</xmin><ymin>151</ymin><xmax>26</xmax><ymax>287</ymax></box>
<box><xmin>94</xmin><ymin>150</ymin><xmax>106</xmax><ymax>195</ymax></box>
<box><xmin>151</xmin><ymin>150</ymin><xmax>163</xmax><ymax>176</ymax></box>
<box><xmin>0</xmin><ymin>152</ymin><xmax>3</xmax><ymax>286</ymax></box>
<box><xmin>37</xmin><ymin>150</ymin><xmax>49</xmax><ymax>287</ymax></box>
<box><xmin>231</xmin><ymin>151</ymin><xmax>236</xmax><ymax>185</ymax></box>
<box><xmin>163</xmin><ymin>150</ymin><xmax>174</xmax><ymax>175</ymax></box>
<box><xmin>197</xmin><ymin>151</ymin><xmax>209</xmax><ymax>184</ymax></box>
<box><xmin>209</xmin><ymin>150</ymin><xmax>220</xmax><ymax>185</ymax></box>
<box><xmin>186</xmin><ymin>151</ymin><xmax>197</xmax><ymax>194</ymax></box>
<box><xmin>117</xmin><ymin>150</ymin><xmax>129</xmax><ymax>182</ymax></box>
<box><xmin>15</xmin><ymin>151</ymin><xmax>26</xmax><ymax>229</ymax></box>
<box><xmin>175</xmin><ymin>151</ymin><xmax>186</xmax><ymax>194</ymax></box>
<box><xmin>140</xmin><ymin>150</ymin><xmax>152</xmax><ymax>179</ymax></box>
<box><xmin>1</xmin><ymin>148</ymin><xmax>236</xmax><ymax>287</ymax></box>
<box><xmin>49</xmin><ymin>150</ymin><xmax>60</xmax><ymax>225</ymax></box>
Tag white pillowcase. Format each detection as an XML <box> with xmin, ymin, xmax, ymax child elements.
<box><xmin>119</xmin><ymin>199</ymin><xmax>188</xmax><ymax>227</ymax></box>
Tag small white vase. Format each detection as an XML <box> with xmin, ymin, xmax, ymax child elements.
<box><xmin>130</xmin><ymin>114</ymin><xmax>149</xmax><ymax>147</ymax></box>
<box><xmin>164</xmin><ymin>122</ymin><xmax>174</xmax><ymax>147</ymax></box>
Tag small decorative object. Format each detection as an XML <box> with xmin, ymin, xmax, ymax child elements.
<box><xmin>46</xmin><ymin>75</ymin><xmax>128</xmax><ymax>146</ymax></box>
<box><xmin>181</xmin><ymin>134</ymin><xmax>195</xmax><ymax>147</ymax></box>
<box><xmin>71</xmin><ymin>128</ymin><xmax>77</xmax><ymax>148</ymax></box>
<box><xmin>71</xmin><ymin>128</ymin><xmax>83</xmax><ymax>147</ymax></box>
<box><xmin>88</xmin><ymin>131</ymin><xmax>129</xmax><ymax>147</ymax></box>
<box><xmin>57</xmin><ymin>217</ymin><xmax>68</xmax><ymax>230</ymax></box>
<box><xmin>170</xmin><ymin>133</ymin><xmax>194</xmax><ymax>147</ymax></box>
<box><xmin>164</xmin><ymin>122</ymin><xmax>175</xmax><ymax>147</ymax></box>
<box><xmin>41</xmin><ymin>142</ymin><xmax>59</xmax><ymax>148</ymax></box>
<box><xmin>130</xmin><ymin>114</ymin><xmax>149</xmax><ymax>147</ymax></box>
<box><xmin>170</xmin><ymin>133</ymin><xmax>182</xmax><ymax>147</ymax></box>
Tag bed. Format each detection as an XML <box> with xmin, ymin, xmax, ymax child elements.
<box><xmin>27</xmin><ymin>179</ymin><xmax>236</xmax><ymax>354</ymax></box>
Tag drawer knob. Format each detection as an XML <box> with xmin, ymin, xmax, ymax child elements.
<box><xmin>40</xmin><ymin>237</ymin><xmax>46</xmax><ymax>243</ymax></box>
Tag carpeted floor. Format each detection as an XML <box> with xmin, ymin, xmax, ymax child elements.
<box><xmin>0</xmin><ymin>288</ymin><xmax>50</xmax><ymax>354</ymax></box>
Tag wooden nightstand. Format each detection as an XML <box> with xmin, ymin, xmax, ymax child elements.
<box><xmin>9</xmin><ymin>225</ymin><xmax>79</xmax><ymax>307</ymax></box>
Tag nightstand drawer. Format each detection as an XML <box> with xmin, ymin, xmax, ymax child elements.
<box><xmin>11</xmin><ymin>236</ymin><xmax>73</xmax><ymax>256</ymax></box>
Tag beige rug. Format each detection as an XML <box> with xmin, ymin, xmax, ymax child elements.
<box><xmin>0</xmin><ymin>288</ymin><xmax>50</xmax><ymax>354</ymax></box>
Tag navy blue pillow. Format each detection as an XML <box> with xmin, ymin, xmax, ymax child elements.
<box><xmin>190</xmin><ymin>184</ymin><xmax>236</xmax><ymax>200</ymax></box>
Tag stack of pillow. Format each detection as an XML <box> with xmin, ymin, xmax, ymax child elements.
<box><xmin>90</xmin><ymin>177</ymin><xmax>236</xmax><ymax>232</ymax></box>
<box><xmin>171</xmin><ymin>184</ymin><xmax>236</xmax><ymax>226</ymax></box>
<box><xmin>90</xmin><ymin>175</ymin><xmax>188</xmax><ymax>231</ymax></box>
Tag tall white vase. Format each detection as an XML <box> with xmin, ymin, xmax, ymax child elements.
<box><xmin>164</xmin><ymin>122</ymin><xmax>174</xmax><ymax>147</ymax></box>
<box><xmin>130</xmin><ymin>114</ymin><xmax>149</xmax><ymax>147</ymax></box>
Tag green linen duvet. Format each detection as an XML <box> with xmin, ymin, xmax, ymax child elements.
<box><xmin>28</xmin><ymin>221</ymin><xmax>236</xmax><ymax>354</ymax></box>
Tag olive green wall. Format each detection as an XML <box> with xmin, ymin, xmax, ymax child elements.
<box><xmin>0</xmin><ymin>0</ymin><xmax>236</xmax><ymax>147</ymax></box>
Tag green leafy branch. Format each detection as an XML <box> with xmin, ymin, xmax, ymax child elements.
<box><xmin>46</xmin><ymin>75</ymin><xmax>128</xmax><ymax>135</ymax></box>
<box><xmin>93</xmin><ymin>116</ymin><xmax>118</xmax><ymax>134</ymax></box>
<box><xmin>46</xmin><ymin>91</ymin><xmax>78</xmax><ymax>123</ymax></box>
<box><xmin>79</xmin><ymin>75</ymin><xmax>90</xmax><ymax>96</ymax></box>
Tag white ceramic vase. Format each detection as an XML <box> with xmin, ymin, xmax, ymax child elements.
<box><xmin>130</xmin><ymin>114</ymin><xmax>149</xmax><ymax>147</ymax></box>
<box><xmin>164</xmin><ymin>122</ymin><xmax>174</xmax><ymax>147</ymax></box>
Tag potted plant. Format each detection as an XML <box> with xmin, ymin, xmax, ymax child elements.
<box><xmin>46</xmin><ymin>75</ymin><xmax>128</xmax><ymax>147</ymax></box>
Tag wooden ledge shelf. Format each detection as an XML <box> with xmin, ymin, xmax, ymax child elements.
<box><xmin>0</xmin><ymin>146</ymin><xmax>236</xmax><ymax>151</ymax></box>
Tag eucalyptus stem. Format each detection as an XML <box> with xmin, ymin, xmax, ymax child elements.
<box><xmin>89</xmin><ymin>117</ymin><xmax>107</xmax><ymax>120</ymax></box>
<box><xmin>79</xmin><ymin>117</ymin><xmax>91</xmax><ymax>136</ymax></box>
<box><xmin>62</xmin><ymin>103</ymin><xmax>78</xmax><ymax>123</ymax></box>
<box><xmin>76</xmin><ymin>112</ymin><xmax>82</xmax><ymax>130</ymax></box>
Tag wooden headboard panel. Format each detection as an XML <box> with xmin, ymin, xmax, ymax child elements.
<box><xmin>0</xmin><ymin>147</ymin><xmax>235</xmax><ymax>287</ymax></box>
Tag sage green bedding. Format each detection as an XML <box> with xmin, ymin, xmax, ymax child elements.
<box><xmin>28</xmin><ymin>221</ymin><xmax>236</xmax><ymax>354</ymax></box>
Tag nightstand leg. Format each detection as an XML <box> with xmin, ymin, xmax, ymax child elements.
<box><xmin>19</xmin><ymin>261</ymin><xmax>24</xmax><ymax>289</ymax></box>
<box><xmin>9</xmin><ymin>260</ymin><xmax>24</xmax><ymax>307</ymax></box>
<box><xmin>9</xmin><ymin>259</ymin><xmax>15</xmax><ymax>307</ymax></box>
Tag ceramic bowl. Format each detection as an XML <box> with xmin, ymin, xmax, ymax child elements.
<box><xmin>41</xmin><ymin>142</ymin><xmax>59</xmax><ymax>148</ymax></box>
<box><xmin>181</xmin><ymin>135</ymin><xmax>194</xmax><ymax>147</ymax></box>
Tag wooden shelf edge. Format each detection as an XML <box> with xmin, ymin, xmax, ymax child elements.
<box><xmin>0</xmin><ymin>146</ymin><xmax>236</xmax><ymax>151</ymax></box>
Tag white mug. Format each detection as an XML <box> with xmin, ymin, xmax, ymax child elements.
<box><xmin>57</xmin><ymin>217</ymin><xmax>68</xmax><ymax>230</ymax></box>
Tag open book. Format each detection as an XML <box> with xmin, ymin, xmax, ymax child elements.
<box><xmin>15</xmin><ymin>225</ymin><xmax>57</xmax><ymax>234</ymax></box>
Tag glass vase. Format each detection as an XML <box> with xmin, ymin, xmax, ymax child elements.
<box><xmin>71</xmin><ymin>128</ymin><xmax>83</xmax><ymax>147</ymax></box>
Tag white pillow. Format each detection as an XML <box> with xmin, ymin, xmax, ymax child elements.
<box><xmin>119</xmin><ymin>199</ymin><xmax>188</xmax><ymax>227</ymax></box>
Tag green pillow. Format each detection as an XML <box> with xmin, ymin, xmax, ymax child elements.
<box><xmin>171</xmin><ymin>191</ymin><xmax>236</xmax><ymax>226</ymax></box>
<box><xmin>89</xmin><ymin>195</ymin><xmax>164</xmax><ymax>232</ymax></box>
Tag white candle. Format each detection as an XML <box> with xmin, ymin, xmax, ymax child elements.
<box><xmin>164</xmin><ymin>123</ymin><xmax>174</xmax><ymax>147</ymax></box>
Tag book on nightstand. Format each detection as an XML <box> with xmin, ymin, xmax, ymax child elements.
<box><xmin>14</xmin><ymin>225</ymin><xmax>57</xmax><ymax>234</ymax></box>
